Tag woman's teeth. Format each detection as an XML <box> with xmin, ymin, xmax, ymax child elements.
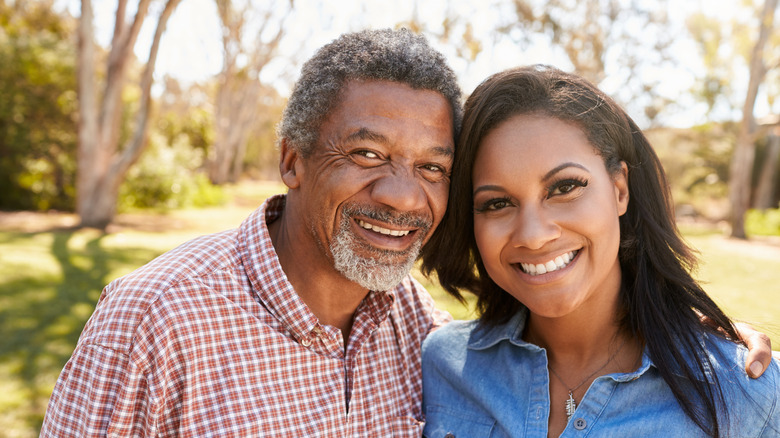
<box><xmin>520</xmin><ymin>250</ymin><xmax>578</xmax><ymax>276</ymax></box>
<box><xmin>357</xmin><ymin>220</ymin><xmax>410</xmax><ymax>237</ymax></box>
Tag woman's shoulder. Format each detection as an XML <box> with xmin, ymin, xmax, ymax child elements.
<box><xmin>701</xmin><ymin>332</ymin><xmax>780</xmax><ymax>432</ymax></box>
<box><xmin>424</xmin><ymin>319</ymin><xmax>480</xmax><ymax>347</ymax></box>
<box><xmin>704</xmin><ymin>333</ymin><xmax>779</xmax><ymax>380</ymax></box>
<box><xmin>422</xmin><ymin>320</ymin><xmax>480</xmax><ymax>361</ymax></box>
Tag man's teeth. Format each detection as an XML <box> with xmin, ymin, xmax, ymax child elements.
<box><xmin>357</xmin><ymin>220</ymin><xmax>410</xmax><ymax>237</ymax></box>
<box><xmin>520</xmin><ymin>251</ymin><xmax>578</xmax><ymax>276</ymax></box>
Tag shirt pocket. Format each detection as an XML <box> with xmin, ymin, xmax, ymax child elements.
<box><xmin>423</xmin><ymin>405</ymin><xmax>497</xmax><ymax>438</ymax></box>
<box><xmin>388</xmin><ymin>415</ymin><xmax>425</xmax><ymax>438</ymax></box>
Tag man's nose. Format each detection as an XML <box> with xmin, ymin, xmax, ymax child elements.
<box><xmin>371</xmin><ymin>169</ymin><xmax>427</xmax><ymax>213</ymax></box>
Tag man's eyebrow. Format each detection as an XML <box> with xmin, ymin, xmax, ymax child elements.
<box><xmin>344</xmin><ymin>128</ymin><xmax>453</xmax><ymax>158</ymax></box>
<box><xmin>344</xmin><ymin>127</ymin><xmax>389</xmax><ymax>145</ymax></box>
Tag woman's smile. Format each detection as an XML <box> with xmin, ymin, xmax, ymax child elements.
<box><xmin>517</xmin><ymin>249</ymin><xmax>580</xmax><ymax>276</ymax></box>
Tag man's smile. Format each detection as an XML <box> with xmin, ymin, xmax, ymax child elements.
<box><xmin>357</xmin><ymin>219</ymin><xmax>412</xmax><ymax>237</ymax></box>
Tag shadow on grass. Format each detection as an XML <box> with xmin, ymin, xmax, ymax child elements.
<box><xmin>0</xmin><ymin>230</ymin><xmax>161</xmax><ymax>436</ymax></box>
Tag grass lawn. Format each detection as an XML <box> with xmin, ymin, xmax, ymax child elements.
<box><xmin>0</xmin><ymin>181</ymin><xmax>777</xmax><ymax>437</ymax></box>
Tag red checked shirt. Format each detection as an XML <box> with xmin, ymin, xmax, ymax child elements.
<box><xmin>41</xmin><ymin>195</ymin><xmax>451</xmax><ymax>437</ymax></box>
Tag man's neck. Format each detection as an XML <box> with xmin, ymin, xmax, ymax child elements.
<box><xmin>267</xmin><ymin>212</ymin><xmax>369</xmax><ymax>343</ymax></box>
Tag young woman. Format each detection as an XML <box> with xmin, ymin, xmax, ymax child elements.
<box><xmin>420</xmin><ymin>65</ymin><xmax>779</xmax><ymax>437</ymax></box>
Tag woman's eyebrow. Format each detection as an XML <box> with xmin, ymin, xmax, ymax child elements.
<box><xmin>473</xmin><ymin>184</ymin><xmax>504</xmax><ymax>196</ymax></box>
<box><xmin>542</xmin><ymin>162</ymin><xmax>589</xmax><ymax>181</ymax></box>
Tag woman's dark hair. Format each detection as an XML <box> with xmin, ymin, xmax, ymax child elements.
<box><xmin>421</xmin><ymin>65</ymin><xmax>740</xmax><ymax>436</ymax></box>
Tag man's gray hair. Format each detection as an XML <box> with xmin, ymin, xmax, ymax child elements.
<box><xmin>277</xmin><ymin>28</ymin><xmax>463</xmax><ymax>156</ymax></box>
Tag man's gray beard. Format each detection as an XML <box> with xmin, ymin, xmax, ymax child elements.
<box><xmin>330</xmin><ymin>215</ymin><xmax>424</xmax><ymax>292</ymax></box>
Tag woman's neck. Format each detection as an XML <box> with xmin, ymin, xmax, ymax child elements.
<box><xmin>523</xmin><ymin>300</ymin><xmax>644</xmax><ymax>438</ymax></box>
<box><xmin>524</xmin><ymin>311</ymin><xmax>628</xmax><ymax>365</ymax></box>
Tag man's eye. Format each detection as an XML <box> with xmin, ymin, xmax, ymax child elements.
<box><xmin>356</xmin><ymin>150</ymin><xmax>379</xmax><ymax>159</ymax></box>
<box><xmin>422</xmin><ymin>164</ymin><xmax>445</xmax><ymax>173</ymax></box>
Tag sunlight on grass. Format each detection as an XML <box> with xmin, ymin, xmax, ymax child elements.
<box><xmin>683</xmin><ymin>234</ymin><xmax>780</xmax><ymax>343</ymax></box>
<box><xmin>1</xmin><ymin>187</ymin><xmax>778</xmax><ymax>437</ymax></box>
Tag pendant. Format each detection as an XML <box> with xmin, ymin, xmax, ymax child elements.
<box><xmin>565</xmin><ymin>391</ymin><xmax>577</xmax><ymax>420</ymax></box>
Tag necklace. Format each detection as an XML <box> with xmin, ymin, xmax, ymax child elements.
<box><xmin>547</xmin><ymin>338</ymin><xmax>627</xmax><ymax>421</ymax></box>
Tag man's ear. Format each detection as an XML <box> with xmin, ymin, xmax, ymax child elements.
<box><xmin>615</xmin><ymin>161</ymin><xmax>629</xmax><ymax>216</ymax></box>
<box><xmin>279</xmin><ymin>138</ymin><xmax>303</xmax><ymax>189</ymax></box>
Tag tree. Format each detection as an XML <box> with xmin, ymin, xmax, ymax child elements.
<box><xmin>207</xmin><ymin>0</ymin><xmax>293</xmax><ymax>184</ymax></box>
<box><xmin>76</xmin><ymin>0</ymin><xmax>182</xmax><ymax>228</ymax></box>
<box><xmin>499</xmin><ymin>0</ymin><xmax>674</xmax><ymax>125</ymax></box>
<box><xmin>728</xmin><ymin>0</ymin><xmax>778</xmax><ymax>238</ymax></box>
<box><xmin>754</xmin><ymin>126</ymin><xmax>780</xmax><ymax>209</ymax></box>
<box><xmin>0</xmin><ymin>0</ymin><xmax>78</xmax><ymax>211</ymax></box>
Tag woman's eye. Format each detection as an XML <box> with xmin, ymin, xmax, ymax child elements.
<box><xmin>549</xmin><ymin>178</ymin><xmax>588</xmax><ymax>197</ymax></box>
<box><xmin>475</xmin><ymin>198</ymin><xmax>511</xmax><ymax>213</ymax></box>
<box><xmin>556</xmin><ymin>183</ymin><xmax>576</xmax><ymax>194</ymax></box>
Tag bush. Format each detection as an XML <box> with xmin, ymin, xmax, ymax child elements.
<box><xmin>119</xmin><ymin>132</ymin><xmax>227</xmax><ymax>211</ymax></box>
<box><xmin>745</xmin><ymin>208</ymin><xmax>780</xmax><ymax>237</ymax></box>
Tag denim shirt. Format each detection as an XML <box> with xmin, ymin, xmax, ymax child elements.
<box><xmin>422</xmin><ymin>311</ymin><xmax>780</xmax><ymax>437</ymax></box>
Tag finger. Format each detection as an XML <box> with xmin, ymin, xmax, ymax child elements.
<box><xmin>742</xmin><ymin>330</ymin><xmax>772</xmax><ymax>378</ymax></box>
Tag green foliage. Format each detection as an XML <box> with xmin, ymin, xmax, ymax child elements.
<box><xmin>0</xmin><ymin>2</ymin><xmax>78</xmax><ymax>211</ymax></box>
<box><xmin>745</xmin><ymin>208</ymin><xmax>780</xmax><ymax>236</ymax></box>
<box><xmin>119</xmin><ymin>132</ymin><xmax>227</xmax><ymax>211</ymax></box>
<box><xmin>647</xmin><ymin>123</ymin><xmax>736</xmax><ymax>220</ymax></box>
<box><xmin>156</xmin><ymin>106</ymin><xmax>214</xmax><ymax>154</ymax></box>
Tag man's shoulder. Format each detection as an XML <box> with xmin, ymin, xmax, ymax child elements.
<box><xmin>80</xmin><ymin>229</ymin><xmax>244</xmax><ymax>348</ymax></box>
<box><xmin>117</xmin><ymin>228</ymin><xmax>241</xmax><ymax>295</ymax></box>
<box><xmin>391</xmin><ymin>275</ymin><xmax>452</xmax><ymax>323</ymax></box>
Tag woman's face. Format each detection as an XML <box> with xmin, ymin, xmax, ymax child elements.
<box><xmin>472</xmin><ymin>114</ymin><xmax>629</xmax><ymax>319</ymax></box>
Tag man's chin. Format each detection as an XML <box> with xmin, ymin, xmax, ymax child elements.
<box><xmin>331</xmin><ymin>224</ymin><xmax>424</xmax><ymax>290</ymax></box>
<box><xmin>332</xmin><ymin>251</ymin><xmax>418</xmax><ymax>291</ymax></box>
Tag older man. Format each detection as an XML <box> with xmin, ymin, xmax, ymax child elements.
<box><xmin>42</xmin><ymin>28</ymin><xmax>459</xmax><ymax>437</ymax></box>
<box><xmin>41</xmin><ymin>28</ymin><xmax>773</xmax><ymax>437</ymax></box>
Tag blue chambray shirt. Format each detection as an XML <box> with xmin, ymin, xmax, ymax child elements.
<box><xmin>422</xmin><ymin>311</ymin><xmax>780</xmax><ymax>437</ymax></box>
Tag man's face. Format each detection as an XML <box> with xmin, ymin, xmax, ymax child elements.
<box><xmin>289</xmin><ymin>80</ymin><xmax>454</xmax><ymax>291</ymax></box>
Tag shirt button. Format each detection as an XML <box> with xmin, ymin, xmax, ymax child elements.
<box><xmin>444</xmin><ymin>433</ymin><xmax>455</xmax><ymax>438</ymax></box>
<box><xmin>301</xmin><ymin>338</ymin><xmax>312</xmax><ymax>347</ymax></box>
<box><xmin>573</xmin><ymin>418</ymin><xmax>587</xmax><ymax>430</ymax></box>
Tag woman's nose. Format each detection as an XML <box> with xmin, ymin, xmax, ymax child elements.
<box><xmin>511</xmin><ymin>205</ymin><xmax>561</xmax><ymax>250</ymax></box>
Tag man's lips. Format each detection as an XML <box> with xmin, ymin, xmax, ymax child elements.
<box><xmin>356</xmin><ymin>219</ymin><xmax>412</xmax><ymax>237</ymax></box>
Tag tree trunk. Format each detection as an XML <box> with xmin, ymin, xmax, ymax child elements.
<box><xmin>728</xmin><ymin>0</ymin><xmax>777</xmax><ymax>238</ymax></box>
<box><xmin>76</xmin><ymin>0</ymin><xmax>181</xmax><ymax>228</ymax></box>
<box><xmin>208</xmin><ymin>78</ymin><xmax>262</xmax><ymax>184</ymax></box>
<box><xmin>754</xmin><ymin>133</ymin><xmax>780</xmax><ymax>209</ymax></box>
<box><xmin>207</xmin><ymin>0</ymin><xmax>291</xmax><ymax>185</ymax></box>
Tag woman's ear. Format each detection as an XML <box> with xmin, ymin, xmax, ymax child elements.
<box><xmin>279</xmin><ymin>138</ymin><xmax>303</xmax><ymax>189</ymax></box>
<box><xmin>615</xmin><ymin>161</ymin><xmax>629</xmax><ymax>216</ymax></box>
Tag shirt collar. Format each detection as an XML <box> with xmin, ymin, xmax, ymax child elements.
<box><xmin>468</xmin><ymin>309</ymin><xmax>534</xmax><ymax>351</ymax></box>
<box><xmin>466</xmin><ymin>309</ymin><xmax>659</xmax><ymax>382</ymax></box>
<box><xmin>238</xmin><ymin>194</ymin><xmax>397</xmax><ymax>341</ymax></box>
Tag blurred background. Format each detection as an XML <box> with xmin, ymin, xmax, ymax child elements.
<box><xmin>1</xmin><ymin>0</ymin><xmax>779</xmax><ymax>435</ymax></box>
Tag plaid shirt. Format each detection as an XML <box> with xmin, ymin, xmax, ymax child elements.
<box><xmin>41</xmin><ymin>195</ymin><xmax>451</xmax><ymax>437</ymax></box>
